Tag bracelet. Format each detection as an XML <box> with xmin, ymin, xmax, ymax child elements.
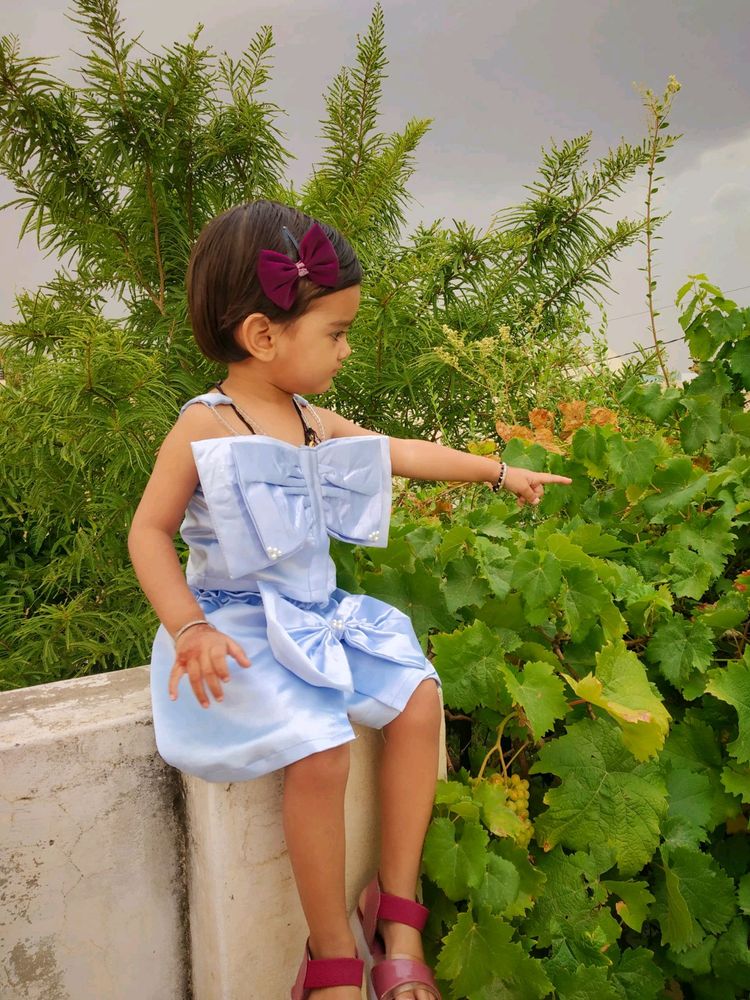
<box><xmin>173</xmin><ymin>619</ymin><xmax>217</xmax><ymax>643</ymax></box>
<box><xmin>491</xmin><ymin>461</ymin><xmax>508</xmax><ymax>493</ymax></box>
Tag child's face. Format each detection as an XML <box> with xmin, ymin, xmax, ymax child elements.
<box><xmin>273</xmin><ymin>284</ymin><xmax>360</xmax><ymax>395</ymax></box>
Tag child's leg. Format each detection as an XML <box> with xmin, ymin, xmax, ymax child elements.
<box><xmin>283</xmin><ymin>744</ymin><xmax>358</xmax><ymax>975</ymax></box>
<box><xmin>377</xmin><ymin>678</ymin><xmax>442</xmax><ymax>989</ymax></box>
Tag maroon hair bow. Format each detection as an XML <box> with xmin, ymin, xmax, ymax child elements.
<box><xmin>257</xmin><ymin>222</ymin><xmax>340</xmax><ymax>310</ymax></box>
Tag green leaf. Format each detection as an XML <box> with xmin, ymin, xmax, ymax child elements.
<box><xmin>610</xmin><ymin>947</ymin><xmax>665</xmax><ymax>1000</ymax></box>
<box><xmin>601</xmin><ymin>880</ymin><xmax>654</xmax><ymax>931</ymax></box>
<box><xmin>521</xmin><ymin>847</ymin><xmax>620</xmax><ymax>948</ymax></box>
<box><xmin>473</xmin><ymin>535</ymin><xmax>513</xmax><ymax>599</ymax></box>
<box><xmin>438</xmin><ymin>910</ymin><xmax>553</xmax><ymax>1000</ymax></box>
<box><xmin>563</xmin><ymin>642</ymin><xmax>671</xmax><ymax>759</ymax></box>
<box><xmin>469</xmin><ymin>852</ymin><xmax>520</xmax><ymax>915</ymax></box>
<box><xmin>549</xmin><ymin>965</ymin><xmax>620</xmax><ymax>1000</ymax></box>
<box><xmin>432</xmin><ymin>620</ymin><xmax>511</xmax><ymax>713</ymax></box>
<box><xmin>422</xmin><ymin>817</ymin><xmax>488</xmax><ymax>901</ymax></box>
<box><xmin>739</xmin><ymin>874</ymin><xmax>750</xmax><ymax>915</ymax></box>
<box><xmin>680</xmin><ymin>392</ymin><xmax>723</xmax><ymax>452</ymax></box>
<box><xmin>620</xmin><ymin>378</ymin><xmax>682</xmax><ymax>424</ymax></box>
<box><xmin>706</xmin><ymin>654</ymin><xmax>750</xmax><ymax>763</ymax></box>
<box><xmin>560</xmin><ymin>565</ymin><xmax>612</xmax><ymax>641</ymax></box>
<box><xmin>531</xmin><ymin>718</ymin><xmax>667</xmax><ymax>875</ymax></box>
<box><xmin>607</xmin><ymin>436</ymin><xmax>660</xmax><ymax>487</ymax></box>
<box><xmin>663</xmin><ymin>767</ymin><xmax>713</xmax><ymax>847</ymax></box>
<box><xmin>645</xmin><ymin>615</ymin><xmax>714</xmax><ymax>691</ymax></box>
<box><xmin>640</xmin><ymin>457</ymin><xmax>708</xmax><ymax>517</ymax></box>
<box><xmin>442</xmin><ymin>555</ymin><xmax>491</xmax><ymax>613</ymax></box>
<box><xmin>494</xmin><ymin>839</ymin><xmax>547</xmax><ymax>918</ymax></box>
<box><xmin>510</xmin><ymin>549</ymin><xmax>562</xmax><ymax>608</ymax></box>
<box><xmin>361</xmin><ymin>563</ymin><xmax>453</xmax><ymax>639</ymax></box>
<box><xmin>667</xmin><ymin>548</ymin><xmax>716</xmax><ymax>600</ymax></box>
<box><xmin>662</xmin><ymin>713</ymin><xmax>739</xmax><ymax>826</ymax></box>
<box><xmin>721</xmin><ymin>762</ymin><xmax>750</xmax><ymax>802</ymax></box>
<box><xmin>472</xmin><ymin>778</ymin><xmax>524</xmax><ymax>839</ymax></box>
<box><xmin>711</xmin><ymin>917</ymin><xmax>750</xmax><ymax>992</ymax></box>
<box><xmin>729</xmin><ymin>338</ymin><xmax>750</xmax><ymax>388</ymax></box>
<box><xmin>500</xmin><ymin>660</ymin><xmax>568</xmax><ymax>738</ymax></box>
<box><xmin>653</xmin><ymin>846</ymin><xmax>737</xmax><ymax>951</ymax></box>
<box><xmin>571</xmin><ymin>426</ymin><xmax>609</xmax><ymax>477</ymax></box>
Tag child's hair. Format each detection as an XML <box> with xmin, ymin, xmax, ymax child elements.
<box><xmin>187</xmin><ymin>199</ymin><xmax>363</xmax><ymax>363</ymax></box>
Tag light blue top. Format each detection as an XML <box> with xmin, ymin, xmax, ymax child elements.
<box><xmin>180</xmin><ymin>393</ymin><xmax>392</xmax><ymax>602</ymax></box>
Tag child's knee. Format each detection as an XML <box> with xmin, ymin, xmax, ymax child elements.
<box><xmin>285</xmin><ymin>742</ymin><xmax>350</xmax><ymax>788</ymax></box>
<box><xmin>396</xmin><ymin>679</ymin><xmax>442</xmax><ymax>735</ymax></box>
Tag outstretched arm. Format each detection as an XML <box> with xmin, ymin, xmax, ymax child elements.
<box><xmin>320</xmin><ymin>410</ymin><xmax>572</xmax><ymax>507</ymax></box>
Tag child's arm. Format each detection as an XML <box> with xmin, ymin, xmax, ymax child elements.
<box><xmin>128</xmin><ymin>408</ymin><xmax>250</xmax><ymax>707</ymax></box>
<box><xmin>318</xmin><ymin>410</ymin><xmax>571</xmax><ymax>505</ymax></box>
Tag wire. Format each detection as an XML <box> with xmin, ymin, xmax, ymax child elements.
<box><xmin>605</xmin><ymin>283</ymin><xmax>750</xmax><ymax>323</ymax></box>
<box><xmin>605</xmin><ymin>335</ymin><xmax>685</xmax><ymax>362</ymax></box>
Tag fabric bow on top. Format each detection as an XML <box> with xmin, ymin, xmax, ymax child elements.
<box><xmin>257</xmin><ymin>222</ymin><xmax>340</xmax><ymax>310</ymax></box>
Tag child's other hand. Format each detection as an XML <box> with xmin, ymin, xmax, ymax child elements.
<box><xmin>169</xmin><ymin>625</ymin><xmax>251</xmax><ymax>707</ymax></box>
<box><xmin>502</xmin><ymin>466</ymin><xmax>573</xmax><ymax>508</ymax></box>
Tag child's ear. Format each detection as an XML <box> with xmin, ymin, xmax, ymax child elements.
<box><xmin>235</xmin><ymin>313</ymin><xmax>278</xmax><ymax>360</ymax></box>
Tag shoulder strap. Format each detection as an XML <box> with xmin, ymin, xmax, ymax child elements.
<box><xmin>179</xmin><ymin>391</ymin><xmax>232</xmax><ymax>416</ymax></box>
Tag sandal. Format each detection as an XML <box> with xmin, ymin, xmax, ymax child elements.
<box><xmin>290</xmin><ymin>941</ymin><xmax>364</xmax><ymax>1000</ymax></box>
<box><xmin>352</xmin><ymin>877</ymin><xmax>441</xmax><ymax>1000</ymax></box>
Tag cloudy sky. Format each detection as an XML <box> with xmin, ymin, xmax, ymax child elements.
<box><xmin>2</xmin><ymin>0</ymin><xmax>749</xmax><ymax>372</ymax></box>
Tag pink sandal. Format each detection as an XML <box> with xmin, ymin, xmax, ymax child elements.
<box><xmin>352</xmin><ymin>877</ymin><xmax>442</xmax><ymax>1000</ymax></box>
<box><xmin>290</xmin><ymin>941</ymin><xmax>364</xmax><ymax>1000</ymax></box>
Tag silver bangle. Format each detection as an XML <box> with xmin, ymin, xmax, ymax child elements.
<box><xmin>173</xmin><ymin>619</ymin><xmax>216</xmax><ymax>643</ymax></box>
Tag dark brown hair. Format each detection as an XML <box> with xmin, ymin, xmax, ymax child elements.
<box><xmin>187</xmin><ymin>199</ymin><xmax>362</xmax><ymax>363</ymax></box>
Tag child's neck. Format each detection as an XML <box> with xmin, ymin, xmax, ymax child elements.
<box><xmin>220</xmin><ymin>363</ymin><xmax>294</xmax><ymax>409</ymax></box>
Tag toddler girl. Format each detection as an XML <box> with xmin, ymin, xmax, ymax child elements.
<box><xmin>128</xmin><ymin>200</ymin><xmax>571</xmax><ymax>1000</ymax></box>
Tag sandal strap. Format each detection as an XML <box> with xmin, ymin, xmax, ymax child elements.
<box><xmin>304</xmin><ymin>956</ymin><xmax>364</xmax><ymax>989</ymax></box>
<box><xmin>378</xmin><ymin>892</ymin><xmax>430</xmax><ymax>932</ymax></box>
<box><xmin>372</xmin><ymin>957</ymin><xmax>440</xmax><ymax>998</ymax></box>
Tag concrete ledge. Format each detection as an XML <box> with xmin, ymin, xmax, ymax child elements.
<box><xmin>0</xmin><ymin>668</ymin><xmax>390</xmax><ymax>999</ymax></box>
<box><xmin>0</xmin><ymin>667</ymin><xmax>189</xmax><ymax>1000</ymax></box>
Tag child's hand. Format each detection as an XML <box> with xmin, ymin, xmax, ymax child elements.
<box><xmin>502</xmin><ymin>466</ymin><xmax>573</xmax><ymax>508</ymax></box>
<box><xmin>169</xmin><ymin>625</ymin><xmax>251</xmax><ymax>708</ymax></box>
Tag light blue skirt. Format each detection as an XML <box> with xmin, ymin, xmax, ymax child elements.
<box><xmin>150</xmin><ymin>587</ymin><xmax>439</xmax><ymax>782</ymax></box>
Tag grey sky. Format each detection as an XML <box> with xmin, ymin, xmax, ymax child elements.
<box><xmin>2</xmin><ymin>0</ymin><xmax>749</xmax><ymax>372</ymax></box>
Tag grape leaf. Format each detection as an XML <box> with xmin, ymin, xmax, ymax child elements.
<box><xmin>739</xmin><ymin>874</ymin><xmax>750</xmax><ymax>915</ymax></box>
<box><xmin>563</xmin><ymin>642</ymin><xmax>670</xmax><ymax>759</ymax></box>
<box><xmin>721</xmin><ymin>762</ymin><xmax>750</xmax><ymax>802</ymax></box>
<box><xmin>610</xmin><ymin>947</ymin><xmax>665</xmax><ymax>1000</ymax></box>
<box><xmin>607</xmin><ymin>436</ymin><xmax>660</xmax><ymax>487</ymax></box>
<box><xmin>494</xmin><ymin>839</ymin><xmax>546</xmax><ymax>918</ymax></box>
<box><xmin>668</xmin><ymin>548</ymin><xmax>716</xmax><ymax>600</ymax></box>
<box><xmin>645</xmin><ymin>615</ymin><xmax>714</xmax><ymax>691</ymax></box>
<box><xmin>521</xmin><ymin>847</ymin><xmax>620</xmax><ymax>948</ymax></box>
<box><xmin>511</xmin><ymin>549</ymin><xmax>562</xmax><ymax>607</ymax></box>
<box><xmin>560</xmin><ymin>566</ymin><xmax>612</xmax><ymax>641</ymax></box>
<box><xmin>548</xmin><ymin>965</ymin><xmax>620</xmax><ymax>1000</ymax></box>
<box><xmin>422</xmin><ymin>816</ymin><xmax>488</xmax><ymax>901</ymax></box>
<box><xmin>601</xmin><ymin>880</ymin><xmax>655</xmax><ymax>932</ymax></box>
<box><xmin>442</xmin><ymin>555</ymin><xmax>491</xmax><ymax>613</ymax></box>
<box><xmin>437</xmin><ymin>909</ymin><xmax>552</xmax><ymax>999</ymax></box>
<box><xmin>662</xmin><ymin>714</ymin><xmax>739</xmax><ymax>826</ymax></box>
<box><xmin>469</xmin><ymin>852</ymin><xmax>520</xmax><ymax>915</ymax></box>
<box><xmin>680</xmin><ymin>392</ymin><xmax>723</xmax><ymax>452</ymax></box>
<box><xmin>531</xmin><ymin>718</ymin><xmax>667</xmax><ymax>875</ymax></box>
<box><xmin>711</xmin><ymin>917</ymin><xmax>750</xmax><ymax>992</ymax></box>
<box><xmin>620</xmin><ymin>378</ymin><xmax>682</xmax><ymax>424</ymax></box>
<box><xmin>500</xmin><ymin>660</ymin><xmax>569</xmax><ymax>738</ymax></box>
<box><xmin>472</xmin><ymin>778</ymin><xmax>524</xmax><ymax>839</ymax></box>
<box><xmin>571</xmin><ymin>426</ymin><xmax>609</xmax><ymax>477</ymax></box>
<box><xmin>361</xmin><ymin>563</ymin><xmax>453</xmax><ymax>639</ymax></box>
<box><xmin>706</xmin><ymin>655</ymin><xmax>750</xmax><ymax>763</ymax></box>
<box><xmin>663</xmin><ymin>767</ymin><xmax>714</xmax><ymax>847</ymax></box>
<box><xmin>473</xmin><ymin>535</ymin><xmax>513</xmax><ymax>598</ymax></box>
<box><xmin>653</xmin><ymin>846</ymin><xmax>737</xmax><ymax>951</ymax></box>
<box><xmin>431</xmin><ymin>620</ymin><xmax>511</xmax><ymax>713</ymax></box>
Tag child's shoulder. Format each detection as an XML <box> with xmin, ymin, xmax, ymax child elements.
<box><xmin>171</xmin><ymin>392</ymin><xmax>232</xmax><ymax>444</ymax></box>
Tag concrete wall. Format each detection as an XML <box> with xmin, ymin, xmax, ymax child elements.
<box><xmin>0</xmin><ymin>667</ymin><xmax>390</xmax><ymax>1000</ymax></box>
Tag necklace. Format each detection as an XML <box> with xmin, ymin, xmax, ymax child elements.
<box><xmin>214</xmin><ymin>382</ymin><xmax>323</xmax><ymax>445</ymax></box>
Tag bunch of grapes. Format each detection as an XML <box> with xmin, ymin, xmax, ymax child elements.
<box><xmin>489</xmin><ymin>771</ymin><xmax>533</xmax><ymax>848</ymax></box>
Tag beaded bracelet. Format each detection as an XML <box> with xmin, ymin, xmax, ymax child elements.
<box><xmin>173</xmin><ymin>619</ymin><xmax>217</xmax><ymax>643</ymax></box>
<box><xmin>491</xmin><ymin>461</ymin><xmax>508</xmax><ymax>493</ymax></box>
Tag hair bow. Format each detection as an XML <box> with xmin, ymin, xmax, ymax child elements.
<box><xmin>257</xmin><ymin>222</ymin><xmax>340</xmax><ymax>310</ymax></box>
